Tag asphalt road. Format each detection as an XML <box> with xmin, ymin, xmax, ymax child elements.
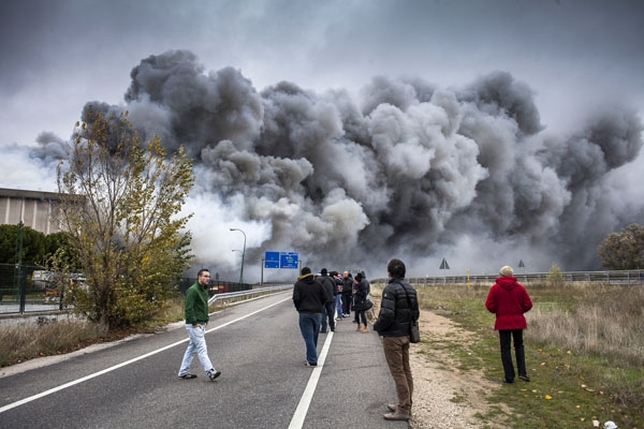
<box><xmin>0</xmin><ymin>292</ymin><xmax>409</xmax><ymax>429</ymax></box>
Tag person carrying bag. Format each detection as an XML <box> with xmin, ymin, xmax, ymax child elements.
<box><xmin>373</xmin><ymin>258</ymin><xmax>420</xmax><ymax>422</ymax></box>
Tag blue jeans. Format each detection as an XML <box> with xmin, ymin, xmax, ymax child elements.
<box><xmin>178</xmin><ymin>324</ymin><xmax>215</xmax><ymax>376</ymax></box>
<box><xmin>299</xmin><ymin>312</ymin><xmax>322</xmax><ymax>364</ymax></box>
<box><xmin>335</xmin><ymin>294</ymin><xmax>343</xmax><ymax>318</ymax></box>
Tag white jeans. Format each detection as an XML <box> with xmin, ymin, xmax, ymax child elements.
<box><xmin>178</xmin><ymin>324</ymin><xmax>215</xmax><ymax>376</ymax></box>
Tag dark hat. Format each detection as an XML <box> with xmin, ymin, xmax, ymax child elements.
<box><xmin>355</xmin><ymin>272</ymin><xmax>363</xmax><ymax>281</ymax></box>
<box><xmin>320</xmin><ymin>268</ymin><xmax>328</xmax><ymax>276</ymax></box>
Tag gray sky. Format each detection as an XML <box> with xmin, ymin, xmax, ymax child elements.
<box><xmin>1</xmin><ymin>0</ymin><xmax>643</xmax><ymax>277</ymax></box>
<box><xmin>1</xmin><ymin>0</ymin><xmax>642</xmax><ymax>146</ymax></box>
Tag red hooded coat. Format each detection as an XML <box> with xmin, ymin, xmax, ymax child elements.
<box><xmin>485</xmin><ymin>276</ymin><xmax>533</xmax><ymax>330</ymax></box>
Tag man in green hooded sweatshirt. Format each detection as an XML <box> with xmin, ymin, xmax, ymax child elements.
<box><xmin>178</xmin><ymin>268</ymin><xmax>221</xmax><ymax>381</ymax></box>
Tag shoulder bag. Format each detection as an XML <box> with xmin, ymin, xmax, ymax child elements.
<box><xmin>398</xmin><ymin>281</ymin><xmax>420</xmax><ymax>343</ymax></box>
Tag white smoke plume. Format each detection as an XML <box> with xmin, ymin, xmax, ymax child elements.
<box><xmin>25</xmin><ymin>50</ymin><xmax>644</xmax><ymax>279</ymax></box>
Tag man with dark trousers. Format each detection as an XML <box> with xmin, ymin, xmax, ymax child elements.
<box><xmin>318</xmin><ymin>268</ymin><xmax>336</xmax><ymax>333</ymax></box>
<box><xmin>485</xmin><ymin>265</ymin><xmax>533</xmax><ymax>384</ymax></box>
<box><xmin>341</xmin><ymin>270</ymin><xmax>353</xmax><ymax>317</ymax></box>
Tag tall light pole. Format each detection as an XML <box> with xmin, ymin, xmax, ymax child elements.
<box><xmin>229</xmin><ymin>228</ymin><xmax>246</xmax><ymax>286</ymax></box>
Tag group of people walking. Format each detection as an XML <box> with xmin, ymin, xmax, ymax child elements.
<box><xmin>295</xmin><ymin>267</ymin><xmax>376</xmax><ymax>336</ymax></box>
<box><xmin>176</xmin><ymin>261</ymin><xmax>535</xmax><ymax>424</ymax></box>
<box><xmin>292</xmin><ymin>259</ymin><xmax>420</xmax><ymax>422</ymax></box>
<box><xmin>292</xmin><ymin>267</ymin><xmax>374</xmax><ymax>367</ymax></box>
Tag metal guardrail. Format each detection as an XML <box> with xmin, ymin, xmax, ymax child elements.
<box><xmin>208</xmin><ymin>284</ymin><xmax>292</xmax><ymax>306</ymax></box>
<box><xmin>0</xmin><ymin>284</ymin><xmax>293</xmax><ymax>318</ymax></box>
<box><xmin>372</xmin><ymin>269</ymin><xmax>644</xmax><ymax>287</ymax></box>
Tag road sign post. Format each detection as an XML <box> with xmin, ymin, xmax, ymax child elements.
<box><xmin>439</xmin><ymin>258</ymin><xmax>450</xmax><ymax>284</ymax></box>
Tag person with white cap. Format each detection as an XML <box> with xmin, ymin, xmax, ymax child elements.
<box><xmin>485</xmin><ymin>265</ymin><xmax>533</xmax><ymax>384</ymax></box>
<box><xmin>604</xmin><ymin>421</ymin><xmax>618</xmax><ymax>429</ymax></box>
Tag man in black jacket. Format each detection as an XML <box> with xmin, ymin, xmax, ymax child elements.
<box><xmin>341</xmin><ymin>271</ymin><xmax>353</xmax><ymax>316</ymax></box>
<box><xmin>318</xmin><ymin>268</ymin><xmax>336</xmax><ymax>333</ymax></box>
<box><xmin>374</xmin><ymin>258</ymin><xmax>420</xmax><ymax>422</ymax></box>
<box><xmin>293</xmin><ymin>266</ymin><xmax>328</xmax><ymax>367</ymax></box>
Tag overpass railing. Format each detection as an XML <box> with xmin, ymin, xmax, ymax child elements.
<box><xmin>208</xmin><ymin>284</ymin><xmax>292</xmax><ymax>306</ymax></box>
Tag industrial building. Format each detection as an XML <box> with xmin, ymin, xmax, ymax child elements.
<box><xmin>0</xmin><ymin>188</ymin><xmax>61</xmax><ymax>234</ymax></box>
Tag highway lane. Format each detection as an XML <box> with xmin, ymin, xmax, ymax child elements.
<box><xmin>0</xmin><ymin>292</ymin><xmax>408</xmax><ymax>428</ymax></box>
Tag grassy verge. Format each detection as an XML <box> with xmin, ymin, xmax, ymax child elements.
<box><xmin>0</xmin><ymin>296</ymin><xmax>187</xmax><ymax>367</ymax></box>
<box><xmin>387</xmin><ymin>282</ymin><xmax>644</xmax><ymax>429</ymax></box>
<box><xmin>0</xmin><ymin>319</ymin><xmax>109</xmax><ymax>367</ymax></box>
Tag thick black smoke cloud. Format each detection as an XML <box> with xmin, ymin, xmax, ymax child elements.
<box><xmin>35</xmin><ymin>50</ymin><xmax>644</xmax><ymax>277</ymax></box>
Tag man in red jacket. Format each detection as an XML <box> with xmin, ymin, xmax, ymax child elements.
<box><xmin>485</xmin><ymin>265</ymin><xmax>533</xmax><ymax>384</ymax></box>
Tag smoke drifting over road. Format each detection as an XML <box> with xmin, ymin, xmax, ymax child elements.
<box><xmin>31</xmin><ymin>50</ymin><xmax>644</xmax><ymax>277</ymax></box>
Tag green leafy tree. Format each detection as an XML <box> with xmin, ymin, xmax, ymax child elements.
<box><xmin>597</xmin><ymin>224</ymin><xmax>644</xmax><ymax>270</ymax></box>
<box><xmin>0</xmin><ymin>223</ymin><xmax>47</xmax><ymax>266</ymax></box>
<box><xmin>56</xmin><ymin>107</ymin><xmax>195</xmax><ymax>329</ymax></box>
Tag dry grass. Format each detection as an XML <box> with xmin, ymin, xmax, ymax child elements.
<box><xmin>526</xmin><ymin>283</ymin><xmax>644</xmax><ymax>368</ymax></box>
<box><xmin>0</xmin><ymin>295</ymin><xmax>188</xmax><ymax>367</ymax></box>
<box><xmin>0</xmin><ymin>294</ymin><xmax>240</xmax><ymax>368</ymax></box>
<box><xmin>525</xmin><ymin>282</ymin><xmax>644</xmax><ymax>413</ymax></box>
<box><xmin>0</xmin><ymin>318</ymin><xmax>109</xmax><ymax>367</ymax></box>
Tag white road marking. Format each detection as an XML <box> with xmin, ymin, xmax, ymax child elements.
<box><xmin>288</xmin><ymin>331</ymin><xmax>334</xmax><ymax>429</ymax></box>
<box><xmin>0</xmin><ymin>296</ymin><xmax>291</xmax><ymax>414</ymax></box>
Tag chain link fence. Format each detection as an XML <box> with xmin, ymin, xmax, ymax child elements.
<box><xmin>0</xmin><ymin>263</ymin><xmax>58</xmax><ymax>314</ymax></box>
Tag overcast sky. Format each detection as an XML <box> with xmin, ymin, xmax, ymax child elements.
<box><xmin>1</xmin><ymin>0</ymin><xmax>642</xmax><ymax>147</ymax></box>
<box><xmin>1</xmin><ymin>0</ymin><xmax>643</xmax><ymax>278</ymax></box>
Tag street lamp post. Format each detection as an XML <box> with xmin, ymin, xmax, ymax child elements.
<box><xmin>229</xmin><ymin>228</ymin><xmax>246</xmax><ymax>286</ymax></box>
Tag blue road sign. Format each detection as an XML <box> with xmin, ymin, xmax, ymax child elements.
<box><xmin>280</xmin><ymin>252</ymin><xmax>299</xmax><ymax>269</ymax></box>
<box><xmin>264</xmin><ymin>251</ymin><xmax>299</xmax><ymax>269</ymax></box>
<box><xmin>264</xmin><ymin>251</ymin><xmax>280</xmax><ymax>269</ymax></box>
